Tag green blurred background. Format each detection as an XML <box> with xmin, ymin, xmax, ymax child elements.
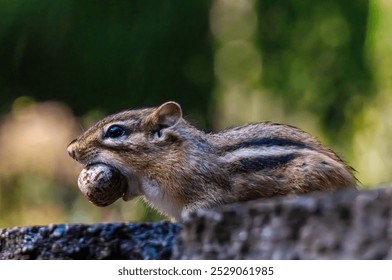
<box><xmin>1</xmin><ymin>0</ymin><xmax>391</xmax><ymax>227</ymax></box>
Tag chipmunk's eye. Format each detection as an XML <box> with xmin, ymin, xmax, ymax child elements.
<box><xmin>105</xmin><ymin>125</ymin><xmax>126</xmax><ymax>139</ymax></box>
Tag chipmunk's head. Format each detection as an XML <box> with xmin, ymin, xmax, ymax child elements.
<box><xmin>67</xmin><ymin>101</ymin><xmax>183</xmax><ymax>165</ymax></box>
<box><xmin>67</xmin><ymin>101</ymin><xmax>184</xmax><ymax>207</ymax></box>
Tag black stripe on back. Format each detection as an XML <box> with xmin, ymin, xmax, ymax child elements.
<box><xmin>223</xmin><ymin>138</ymin><xmax>310</xmax><ymax>153</ymax></box>
<box><xmin>237</xmin><ymin>153</ymin><xmax>298</xmax><ymax>172</ymax></box>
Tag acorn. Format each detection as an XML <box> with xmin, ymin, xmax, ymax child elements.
<box><xmin>77</xmin><ymin>163</ymin><xmax>127</xmax><ymax>207</ymax></box>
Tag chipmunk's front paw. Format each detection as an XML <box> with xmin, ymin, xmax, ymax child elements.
<box><xmin>77</xmin><ymin>163</ymin><xmax>127</xmax><ymax>207</ymax></box>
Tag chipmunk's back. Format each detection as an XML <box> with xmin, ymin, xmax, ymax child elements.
<box><xmin>209</xmin><ymin>122</ymin><xmax>355</xmax><ymax>202</ymax></box>
<box><xmin>212</xmin><ymin>122</ymin><xmax>343</xmax><ymax>161</ymax></box>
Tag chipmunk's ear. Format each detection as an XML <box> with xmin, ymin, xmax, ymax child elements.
<box><xmin>154</xmin><ymin>101</ymin><xmax>182</xmax><ymax>128</ymax></box>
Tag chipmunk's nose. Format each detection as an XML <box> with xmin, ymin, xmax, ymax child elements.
<box><xmin>67</xmin><ymin>139</ymin><xmax>78</xmax><ymax>160</ymax></box>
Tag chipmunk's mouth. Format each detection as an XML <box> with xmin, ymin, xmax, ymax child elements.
<box><xmin>77</xmin><ymin>162</ymin><xmax>130</xmax><ymax>207</ymax></box>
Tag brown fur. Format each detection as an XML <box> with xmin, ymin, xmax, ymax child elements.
<box><xmin>67</xmin><ymin>101</ymin><xmax>356</xmax><ymax>221</ymax></box>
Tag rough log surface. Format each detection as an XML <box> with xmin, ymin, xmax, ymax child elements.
<box><xmin>174</xmin><ymin>187</ymin><xmax>392</xmax><ymax>259</ymax></box>
<box><xmin>1</xmin><ymin>186</ymin><xmax>392</xmax><ymax>259</ymax></box>
<box><xmin>0</xmin><ymin>222</ymin><xmax>181</xmax><ymax>259</ymax></box>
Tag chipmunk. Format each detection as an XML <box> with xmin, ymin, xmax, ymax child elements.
<box><xmin>67</xmin><ymin>101</ymin><xmax>356</xmax><ymax>221</ymax></box>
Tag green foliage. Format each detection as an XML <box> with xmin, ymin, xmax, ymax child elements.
<box><xmin>256</xmin><ymin>0</ymin><xmax>373</xmax><ymax>142</ymax></box>
<box><xmin>0</xmin><ymin>0</ymin><xmax>214</xmax><ymax>127</ymax></box>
